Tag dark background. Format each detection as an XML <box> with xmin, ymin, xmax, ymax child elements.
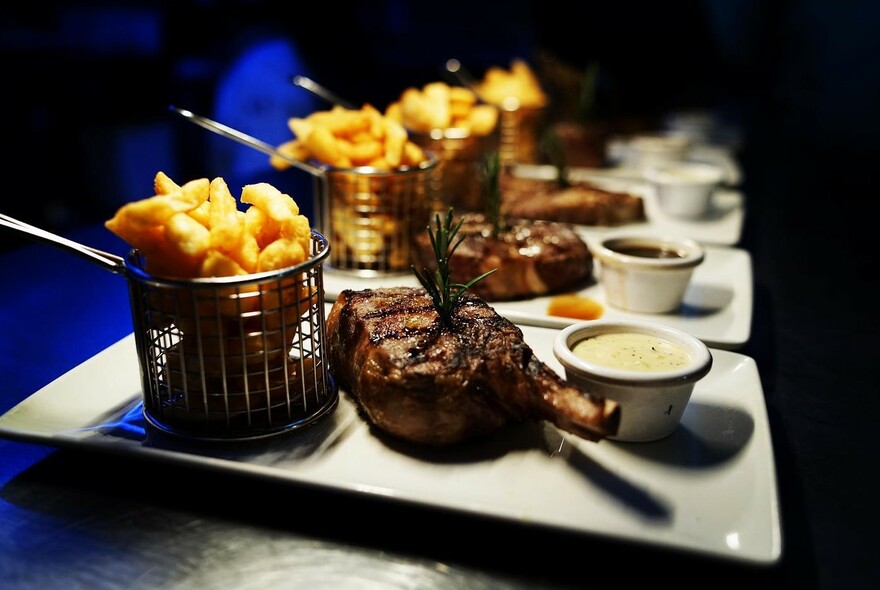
<box><xmin>0</xmin><ymin>0</ymin><xmax>747</xmax><ymax>243</ymax></box>
<box><xmin>2</xmin><ymin>1</ymin><xmax>879</xmax><ymax>588</ymax></box>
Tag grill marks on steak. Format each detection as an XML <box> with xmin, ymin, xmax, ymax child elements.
<box><xmin>415</xmin><ymin>213</ymin><xmax>593</xmax><ymax>302</ymax></box>
<box><xmin>326</xmin><ymin>287</ymin><xmax>620</xmax><ymax>446</ymax></box>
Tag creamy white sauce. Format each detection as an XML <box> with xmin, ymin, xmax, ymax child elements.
<box><xmin>656</xmin><ymin>168</ymin><xmax>712</xmax><ymax>182</ymax></box>
<box><xmin>571</xmin><ymin>333</ymin><xmax>691</xmax><ymax>372</ymax></box>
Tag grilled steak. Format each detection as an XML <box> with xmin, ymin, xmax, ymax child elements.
<box><xmin>502</xmin><ymin>175</ymin><xmax>646</xmax><ymax>226</ymax></box>
<box><xmin>414</xmin><ymin>212</ymin><xmax>593</xmax><ymax>301</ymax></box>
<box><xmin>325</xmin><ymin>286</ymin><xmax>620</xmax><ymax>446</ymax></box>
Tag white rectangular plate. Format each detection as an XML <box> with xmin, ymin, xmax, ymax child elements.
<box><xmin>323</xmin><ymin>244</ymin><xmax>753</xmax><ymax>350</ymax></box>
<box><xmin>512</xmin><ymin>164</ymin><xmax>745</xmax><ymax>246</ymax></box>
<box><xmin>0</xmin><ymin>320</ymin><xmax>780</xmax><ymax>565</ymax></box>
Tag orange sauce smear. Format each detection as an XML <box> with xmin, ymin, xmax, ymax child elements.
<box><xmin>547</xmin><ymin>294</ymin><xmax>604</xmax><ymax>320</ymax></box>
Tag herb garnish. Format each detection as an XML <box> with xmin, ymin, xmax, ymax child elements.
<box><xmin>480</xmin><ymin>151</ymin><xmax>505</xmax><ymax>238</ymax></box>
<box><xmin>412</xmin><ymin>208</ymin><xmax>496</xmax><ymax>323</ymax></box>
<box><xmin>540</xmin><ymin>129</ymin><xmax>571</xmax><ymax>189</ymax></box>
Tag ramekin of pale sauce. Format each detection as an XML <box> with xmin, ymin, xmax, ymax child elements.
<box><xmin>571</xmin><ymin>332</ymin><xmax>692</xmax><ymax>372</ymax></box>
<box><xmin>553</xmin><ymin>319</ymin><xmax>712</xmax><ymax>442</ymax></box>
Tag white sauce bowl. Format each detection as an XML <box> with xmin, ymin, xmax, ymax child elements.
<box><xmin>553</xmin><ymin>319</ymin><xmax>713</xmax><ymax>442</ymax></box>
<box><xmin>644</xmin><ymin>161</ymin><xmax>725</xmax><ymax>219</ymax></box>
<box><xmin>616</xmin><ymin>133</ymin><xmax>692</xmax><ymax>170</ymax></box>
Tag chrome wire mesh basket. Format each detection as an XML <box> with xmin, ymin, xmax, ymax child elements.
<box><xmin>409</xmin><ymin>129</ymin><xmax>498</xmax><ymax>215</ymax></box>
<box><xmin>312</xmin><ymin>157</ymin><xmax>438</xmax><ymax>277</ymax></box>
<box><xmin>498</xmin><ymin>104</ymin><xmax>546</xmax><ymax>165</ymax></box>
<box><xmin>126</xmin><ymin>230</ymin><xmax>337</xmax><ymax>441</ymax></box>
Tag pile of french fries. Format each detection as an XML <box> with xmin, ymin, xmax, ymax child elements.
<box><xmin>105</xmin><ymin>171</ymin><xmax>311</xmax><ymax>278</ymax></box>
<box><xmin>477</xmin><ymin>59</ymin><xmax>548</xmax><ymax>109</ymax></box>
<box><xmin>385</xmin><ymin>81</ymin><xmax>499</xmax><ymax>136</ymax></box>
<box><xmin>270</xmin><ymin>104</ymin><xmax>429</xmax><ymax>171</ymax></box>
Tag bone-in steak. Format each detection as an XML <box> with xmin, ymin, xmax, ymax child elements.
<box><xmin>325</xmin><ymin>286</ymin><xmax>620</xmax><ymax>446</ymax></box>
<box><xmin>414</xmin><ymin>212</ymin><xmax>593</xmax><ymax>301</ymax></box>
<box><xmin>502</xmin><ymin>175</ymin><xmax>646</xmax><ymax>226</ymax></box>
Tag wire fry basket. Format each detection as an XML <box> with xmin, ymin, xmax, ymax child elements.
<box><xmin>409</xmin><ymin>129</ymin><xmax>498</xmax><ymax>215</ymax></box>
<box><xmin>498</xmin><ymin>103</ymin><xmax>546</xmax><ymax>165</ymax></box>
<box><xmin>312</xmin><ymin>157</ymin><xmax>438</xmax><ymax>277</ymax></box>
<box><xmin>126</xmin><ymin>230</ymin><xmax>337</xmax><ymax>441</ymax></box>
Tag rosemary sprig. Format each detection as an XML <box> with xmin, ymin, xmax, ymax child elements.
<box><xmin>540</xmin><ymin>129</ymin><xmax>571</xmax><ymax>189</ymax></box>
<box><xmin>412</xmin><ymin>208</ymin><xmax>497</xmax><ymax>323</ymax></box>
<box><xmin>480</xmin><ymin>151</ymin><xmax>505</xmax><ymax>238</ymax></box>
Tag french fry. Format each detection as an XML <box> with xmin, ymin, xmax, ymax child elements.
<box><xmin>228</xmin><ymin>230</ymin><xmax>260</xmax><ymax>274</ymax></box>
<box><xmin>476</xmin><ymin>59</ymin><xmax>548</xmax><ymax>108</ymax></box>
<box><xmin>306</xmin><ymin>125</ymin><xmax>350</xmax><ymax>168</ymax></box>
<box><xmin>387</xmin><ymin>81</ymin><xmax>499</xmax><ymax>136</ymax></box>
<box><xmin>154</xmin><ymin>170</ymin><xmax>181</xmax><ymax>195</ymax></box>
<box><xmin>422</xmin><ymin>82</ymin><xmax>452</xmax><ymax>129</ymax></box>
<box><xmin>402</xmin><ymin>141</ymin><xmax>427</xmax><ymax>167</ymax></box>
<box><xmin>106</xmin><ymin>172</ymin><xmax>312</xmax><ymax>280</ymax></box>
<box><xmin>165</xmin><ymin>212</ymin><xmax>210</xmax><ymax>258</ymax></box>
<box><xmin>241</xmin><ymin>182</ymin><xmax>299</xmax><ymax>221</ymax></box>
<box><xmin>199</xmin><ymin>249</ymin><xmax>247</xmax><ymax>277</ymax></box>
<box><xmin>383</xmin><ymin>118</ymin><xmax>407</xmax><ymax>167</ymax></box>
<box><xmin>257</xmin><ymin>238</ymin><xmax>306</xmax><ymax>272</ymax></box>
<box><xmin>271</xmin><ymin>104</ymin><xmax>430</xmax><ymax>171</ymax></box>
<box><xmin>270</xmin><ymin>139</ymin><xmax>311</xmax><ymax>170</ymax></box>
<box><xmin>468</xmin><ymin>104</ymin><xmax>500</xmax><ymax>136</ymax></box>
<box><xmin>244</xmin><ymin>205</ymin><xmax>280</xmax><ymax>249</ymax></box>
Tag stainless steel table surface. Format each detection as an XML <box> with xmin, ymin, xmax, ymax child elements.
<box><xmin>0</xmin><ymin>211</ymin><xmax>869</xmax><ymax>589</ymax></box>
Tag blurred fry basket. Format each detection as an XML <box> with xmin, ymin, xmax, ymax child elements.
<box><xmin>498</xmin><ymin>100</ymin><xmax>546</xmax><ymax>165</ymax></box>
<box><xmin>312</xmin><ymin>156</ymin><xmax>438</xmax><ymax>276</ymax></box>
<box><xmin>409</xmin><ymin>128</ymin><xmax>498</xmax><ymax>214</ymax></box>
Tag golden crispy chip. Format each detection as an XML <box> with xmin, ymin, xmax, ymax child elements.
<box><xmin>244</xmin><ymin>205</ymin><xmax>281</xmax><ymax>249</ymax></box>
<box><xmin>200</xmin><ymin>249</ymin><xmax>247</xmax><ymax>277</ymax></box>
<box><xmin>287</xmin><ymin>117</ymin><xmax>312</xmax><ymax>140</ymax></box>
<box><xmin>384</xmin><ymin>102</ymin><xmax>402</xmax><ymax>124</ymax></box>
<box><xmin>106</xmin><ymin>193</ymin><xmax>189</xmax><ymax>233</ymax></box>
<box><xmin>257</xmin><ymin>238</ymin><xmax>306</xmax><ymax>272</ymax></box>
<box><xmin>208</xmin><ymin>177</ymin><xmax>238</xmax><ymax>226</ymax></box>
<box><xmin>391</xmin><ymin>81</ymin><xmax>498</xmax><ymax>136</ymax></box>
<box><xmin>177</xmin><ymin>177</ymin><xmax>212</xmax><ymax>209</ymax></box>
<box><xmin>270</xmin><ymin>139</ymin><xmax>311</xmax><ymax>170</ymax></box>
<box><xmin>104</xmin><ymin>219</ymin><xmax>164</xmax><ymax>256</ymax></box>
<box><xmin>309</xmin><ymin>107</ymin><xmax>372</xmax><ymax>137</ymax></box>
<box><xmin>399</xmin><ymin>88</ymin><xmax>433</xmax><ymax>133</ymax></box>
<box><xmin>365</xmin><ymin>156</ymin><xmax>390</xmax><ymax>169</ymax></box>
<box><xmin>468</xmin><ymin>104</ymin><xmax>500</xmax><ymax>136</ymax></box>
<box><xmin>383</xmin><ymin>118</ymin><xmax>407</xmax><ymax>167</ymax></box>
<box><xmin>280</xmin><ymin>213</ymin><xmax>311</xmax><ymax>253</ymax></box>
<box><xmin>154</xmin><ymin>171</ymin><xmax>181</xmax><ymax>195</ymax></box>
<box><xmin>189</xmin><ymin>199</ymin><xmax>212</xmax><ymax>227</ymax></box>
<box><xmin>449</xmin><ymin>85</ymin><xmax>478</xmax><ymax>105</ymax></box>
<box><xmin>422</xmin><ymin>82</ymin><xmax>452</xmax><ymax>129</ymax></box>
<box><xmin>275</xmin><ymin>104</ymin><xmax>429</xmax><ymax>170</ymax></box>
<box><xmin>477</xmin><ymin>59</ymin><xmax>548</xmax><ymax>108</ymax></box>
<box><xmin>106</xmin><ymin>173</ymin><xmax>311</xmax><ymax>280</ymax></box>
<box><xmin>402</xmin><ymin>141</ymin><xmax>427</xmax><ymax>167</ymax></box>
<box><xmin>362</xmin><ymin>103</ymin><xmax>386</xmax><ymax>139</ymax></box>
<box><xmin>306</xmin><ymin>125</ymin><xmax>350</xmax><ymax>168</ymax></box>
<box><xmin>348</xmin><ymin>139</ymin><xmax>384</xmax><ymax>166</ymax></box>
<box><xmin>229</xmin><ymin>230</ymin><xmax>261</xmax><ymax>274</ymax></box>
<box><xmin>165</xmin><ymin>212</ymin><xmax>210</xmax><ymax>258</ymax></box>
<box><xmin>241</xmin><ymin>182</ymin><xmax>298</xmax><ymax>221</ymax></box>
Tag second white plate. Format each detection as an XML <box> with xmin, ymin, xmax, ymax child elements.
<box><xmin>512</xmin><ymin>164</ymin><xmax>745</xmax><ymax>246</ymax></box>
<box><xmin>322</xmin><ymin>244</ymin><xmax>753</xmax><ymax>350</ymax></box>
